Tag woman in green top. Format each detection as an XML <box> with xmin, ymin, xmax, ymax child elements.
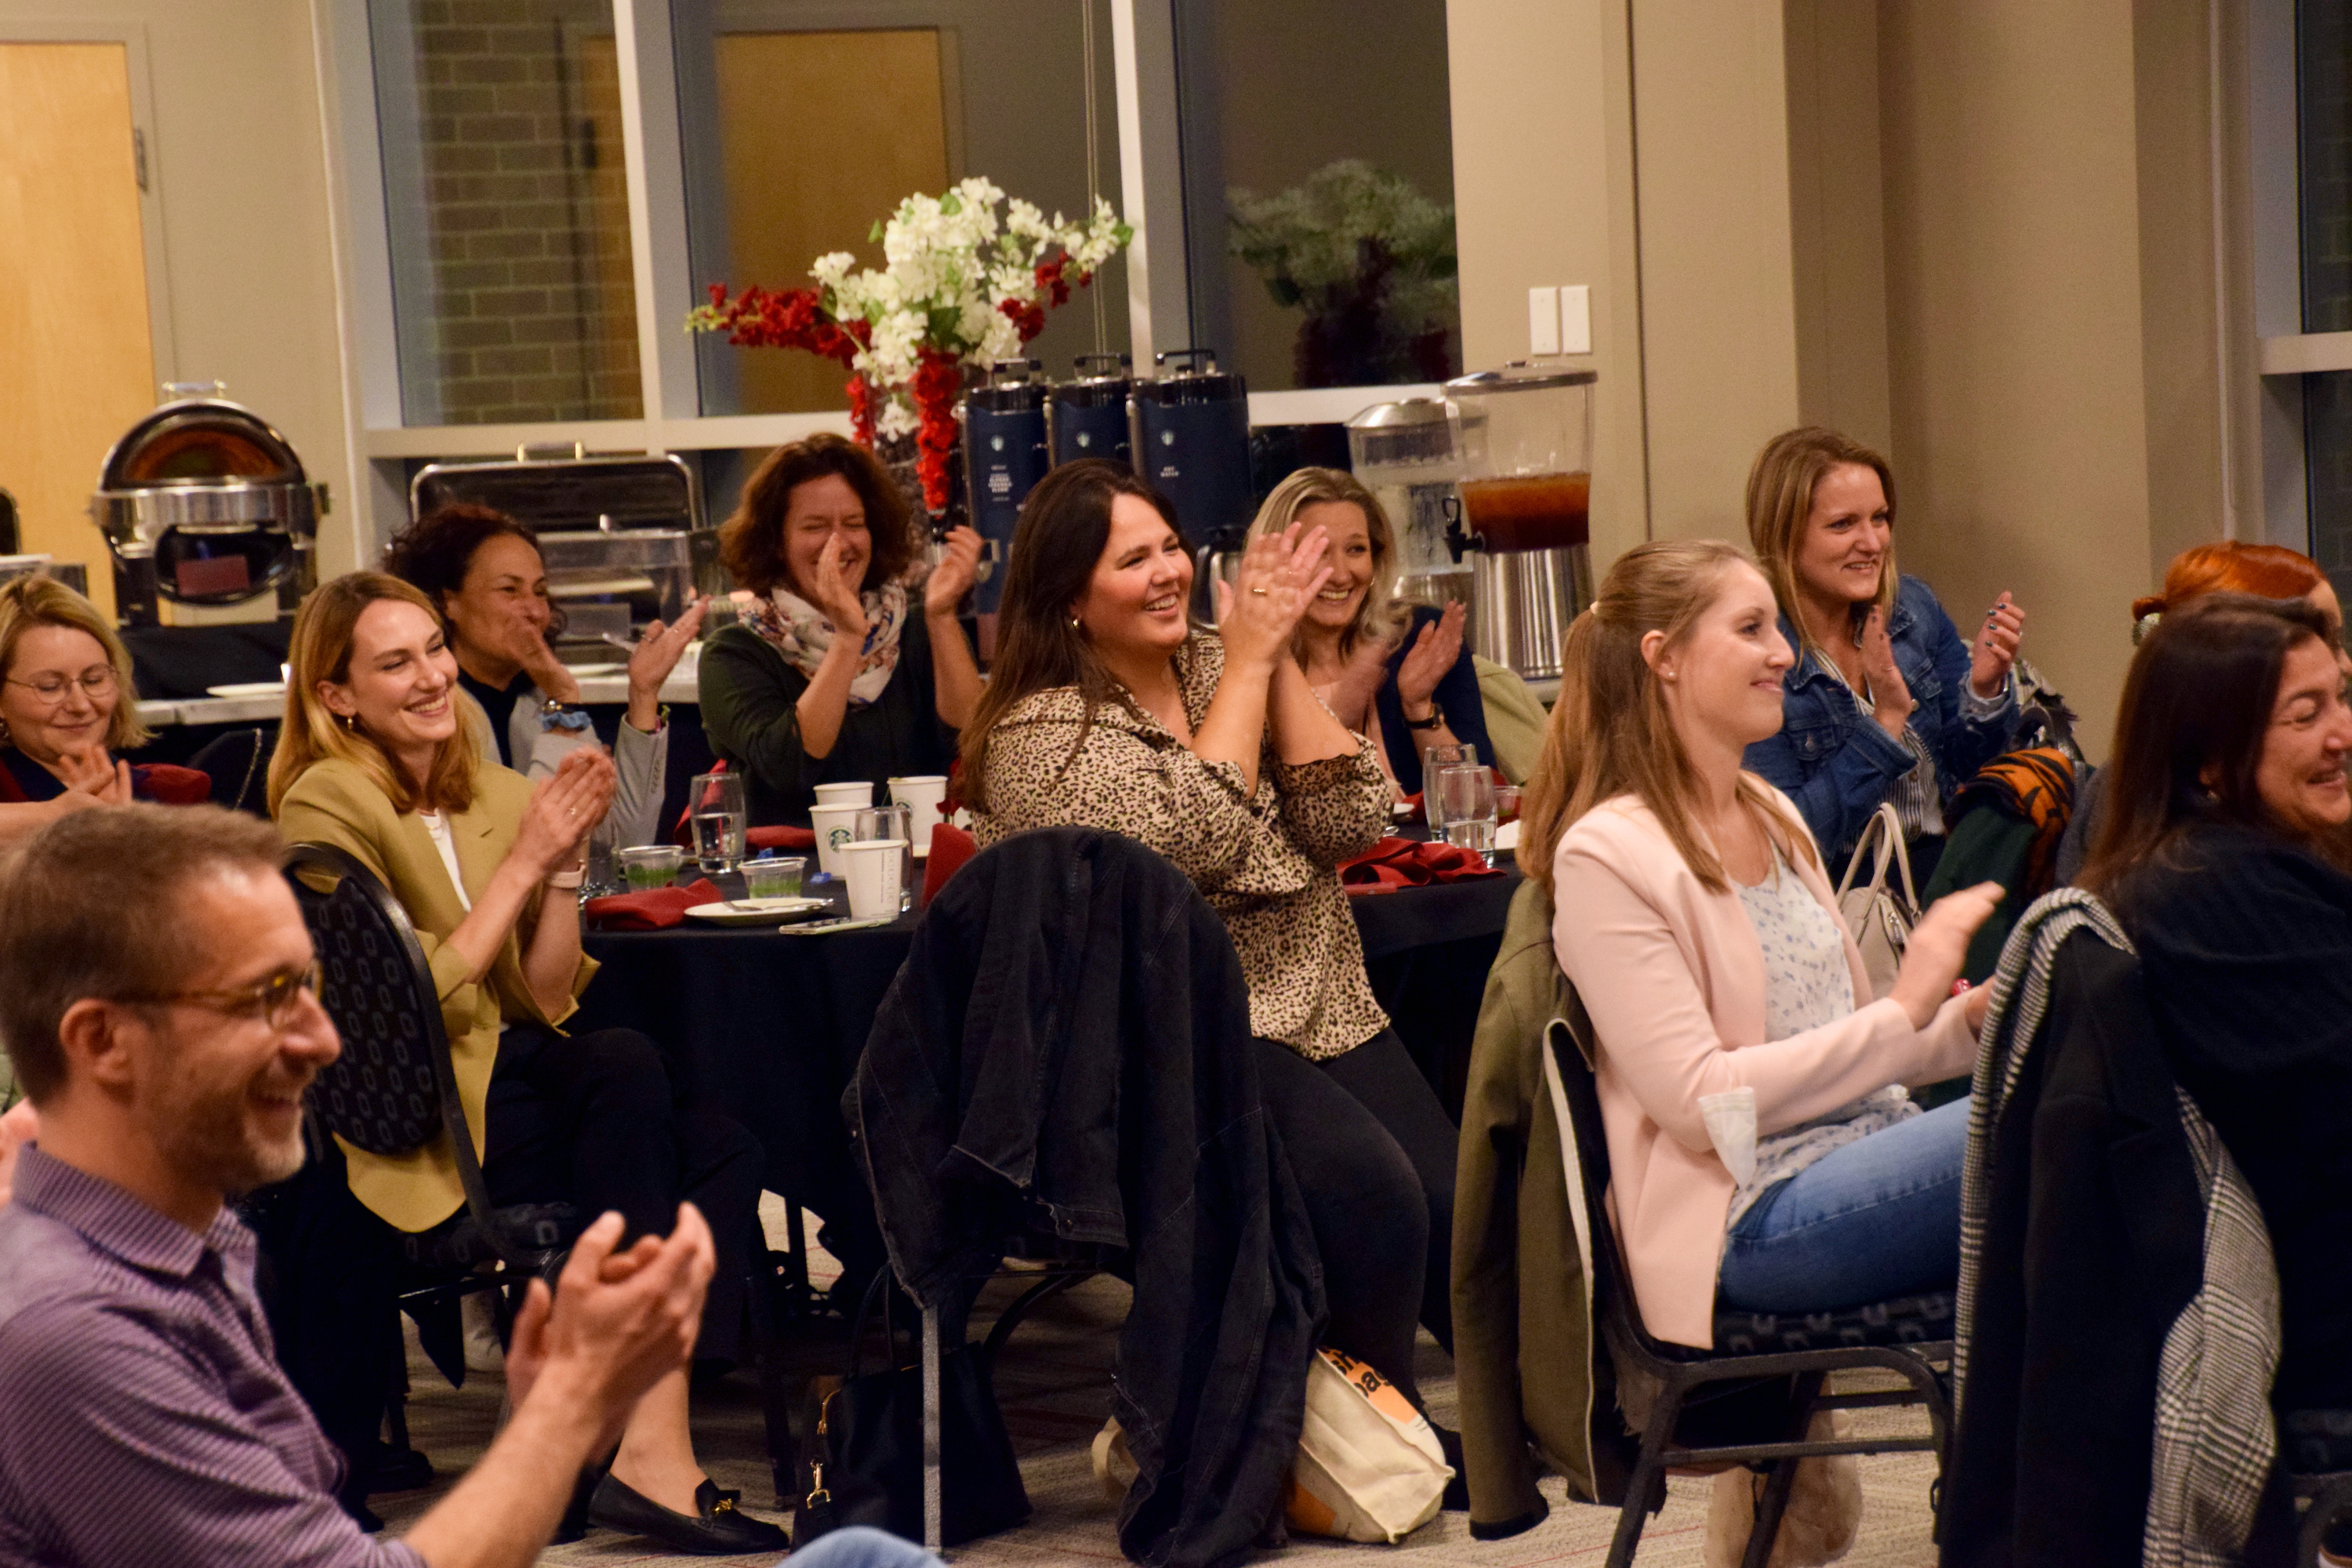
<box><xmin>700</xmin><ymin>434</ymin><xmax>982</xmax><ymax>826</ymax></box>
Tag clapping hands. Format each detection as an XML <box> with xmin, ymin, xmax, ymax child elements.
<box><xmin>1214</xmin><ymin>521</ymin><xmax>1334</xmax><ymax>675</ymax></box>
<box><xmin>514</xmin><ymin>746</ymin><xmax>617</xmax><ymax>880</ymax></box>
<box><xmin>923</xmin><ymin>527</ymin><xmax>985</xmax><ymax>619</ymax></box>
<box><xmin>54</xmin><ymin>748</ymin><xmax>131</xmax><ymax>805</ymax></box>
<box><xmin>804</xmin><ymin>532</ymin><xmax>870</xmax><ymax>639</ymax></box>
<box><xmin>502</xmin><ymin>1203</ymin><xmax>715</xmax><ymax>1454</ymax></box>
<box><xmin>1395</xmin><ymin>601</ymin><xmax>1466</xmax><ymax>713</ymax></box>
<box><xmin>1970</xmin><ymin>592</ymin><xmax>2026</xmax><ymax>698</ymax></box>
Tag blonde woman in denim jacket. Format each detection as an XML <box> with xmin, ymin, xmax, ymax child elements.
<box><xmin>1739</xmin><ymin>428</ymin><xmax>2024</xmax><ymax>879</ymax></box>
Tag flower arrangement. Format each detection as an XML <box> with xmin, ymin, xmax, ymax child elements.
<box><xmin>1227</xmin><ymin>161</ymin><xmax>1458</xmax><ymax>389</ymax></box>
<box><xmin>690</xmin><ymin>178</ymin><xmax>1131</xmax><ymax>511</ymax></box>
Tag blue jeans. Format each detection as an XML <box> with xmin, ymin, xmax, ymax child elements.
<box><xmin>780</xmin><ymin>1526</ymin><xmax>946</xmax><ymax>1568</ymax></box>
<box><xmin>1717</xmin><ymin>1095</ymin><xmax>1969</xmax><ymax>1312</ymax></box>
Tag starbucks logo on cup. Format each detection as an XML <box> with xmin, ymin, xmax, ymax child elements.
<box><xmin>829</xmin><ymin>827</ymin><xmax>852</xmax><ymax>848</ymax></box>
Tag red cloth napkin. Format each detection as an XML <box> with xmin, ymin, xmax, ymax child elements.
<box><xmin>584</xmin><ymin>878</ymin><xmax>722</xmax><ymax>931</ymax></box>
<box><xmin>748</xmin><ymin>825</ymin><xmax>815</xmax><ymax>852</ymax></box>
<box><xmin>1338</xmin><ymin>837</ymin><xmax>1503</xmax><ymax>895</ymax></box>
<box><xmin>923</xmin><ymin>823</ymin><xmax>978</xmax><ymax>903</ymax></box>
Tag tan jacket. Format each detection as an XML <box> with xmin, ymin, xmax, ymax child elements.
<box><xmin>972</xmin><ymin>631</ymin><xmax>1392</xmax><ymax>1060</ymax></box>
<box><xmin>1551</xmin><ymin>789</ymin><xmax>1975</xmax><ymax>1348</ymax></box>
<box><xmin>277</xmin><ymin>757</ymin><xmax>596</xmax><ymax>1232</ymax></box>
<box><xmin>1451</xmin><ymin>877</ymin><xmax>1610</xmax><ymax>1531</ymax></box>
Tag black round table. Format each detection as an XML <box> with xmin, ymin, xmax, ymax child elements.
<box><xmin>574</xmin><ymin>858</ymin><xmax>1523</xmax><ymax>1278</ymax></box>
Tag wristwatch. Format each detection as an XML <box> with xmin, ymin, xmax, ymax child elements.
<box><xmin>1404</xmin><ymin>700</ymin><xmax>1445</xmax><ymax>731</ymax></box>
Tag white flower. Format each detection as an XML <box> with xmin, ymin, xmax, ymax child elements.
<box><xmin>806</xmin><ymin>180</ymin><xmax>1131</xmax><ymax>394</ymax></box>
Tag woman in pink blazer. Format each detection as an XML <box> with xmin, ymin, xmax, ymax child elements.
<box><xmin>1517</xmin><ymin>540</ymin><xmax>2001</xmax><ymax>1349</ymax></box>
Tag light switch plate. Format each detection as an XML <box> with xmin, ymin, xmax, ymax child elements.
<box><xmin>1528</xmin><ymin>286</ymin><xmax>1561</xmax><ymax>356</ymax></box>
<box><xmin>1559</xmin><ymin>285</ymin><xmax>1592</xmax><ymax>354</ymax></box>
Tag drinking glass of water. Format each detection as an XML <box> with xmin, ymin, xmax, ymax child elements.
<box><xmin>1433</xmin><ymin>764</ymin><xmax>1499</xmax><ymax>865</ymax></box>
<box><xmin>688</xmin><ymin>771</ymin><xmax>747</xmax><ymax>873</ymax></box>
<box><xmin>1422</xmin><ymin>743</ymin><xmax>1479</xmax><ymax>834</ymax></box>
<box><xmin>854</xmin><ymin>804</ymin><xmax>914</xmax><ymax>913</ymax></box>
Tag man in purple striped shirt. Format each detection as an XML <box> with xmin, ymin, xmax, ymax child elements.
<box><xmin>0</xmin><ymin>804</ymin><xmax>718</xmax><ymax>1568</ymax></box>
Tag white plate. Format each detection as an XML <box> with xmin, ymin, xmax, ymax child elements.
<box><xmin>1494</xmin><ymin>819</ymin><xmax>1521</xmax><ymax>851</ymax></box>
<box><xmin>561</xmin><ymin>662</ymin><xmax>626</xmax><ymax>678</ymax></box>
<box><xmin>682</xmin><ymin>897</ymin><xmax>830</xmax><ymax>927</ymax></box>
<box><xmin>205</xmin><ymin>681</ymin><xmax>288</xmax><ymax>700</ymax></box>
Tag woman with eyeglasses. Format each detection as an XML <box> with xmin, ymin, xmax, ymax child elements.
<box><xmin>268</xmin><ymin>572</ymin><xmax>783</xmax><ymax>1556</ymax></box>
<box><xmin>0</xmin><ymin>575</ymin><xmax>208</xmax><ymax>845</ymax></box>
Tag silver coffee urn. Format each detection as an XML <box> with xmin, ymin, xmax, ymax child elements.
<box><xmin>1344</xmin><ymin>398</ymin><xmax>1470</xmax><ymax>613</ymax></box>
<box><xmin>1442</xmin><ymin>364</ymin><xmax>1596</xmax><ymax>681</ymax></box>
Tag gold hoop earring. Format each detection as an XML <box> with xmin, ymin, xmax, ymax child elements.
<box><xmin>340</xmin><ymin>712</ymin><xmax>356</xmax><ymax>732</ymax></box>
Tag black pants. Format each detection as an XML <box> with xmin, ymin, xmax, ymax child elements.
<box><xmin>483</xmin><ymin>1025</ymin><xmax>764</xmax><ymax>1363</ymax></box>
<box><xmin>1255</xmin><ymin>1029</ymin><xmax>1457</xmax><ymax>1405</ymax></box>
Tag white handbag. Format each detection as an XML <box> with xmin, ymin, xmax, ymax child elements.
<box><xmin>1834</xmin><ymin>804</ymin><xmax>1918</xmax><ymax>1000</ymax></box>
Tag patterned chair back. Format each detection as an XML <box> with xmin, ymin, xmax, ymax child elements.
<box><xmin>285</xmin><ymin>843</ymin><xmax>455</xmax><ymax>1158</ymax></box>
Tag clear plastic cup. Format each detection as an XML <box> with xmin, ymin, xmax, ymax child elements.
<box><xmin>741</xmin><ymin>856</ymin><xmax>805</xmax><ymax>900</ymax></box>
<box><xmin>618</xmin><ymin>844</ymin><xmax>684</xmax><ymax>893</ymax></box>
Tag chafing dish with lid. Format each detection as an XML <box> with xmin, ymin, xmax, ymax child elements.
<box><xmin>88</xmin><ymin>387</ymin><xmax>325</xmax><ymax>626</ymax></box>
<box><xmin>410</xmin><ymin>445</ymin><xmax>714</xmax><ymax>650</ymax></box>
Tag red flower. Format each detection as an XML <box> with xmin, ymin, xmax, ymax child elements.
<box><xmin>910</xmin><ymin>350</ymin><xmax>966</xmax><ymax>514</ymax></box>
<box><xmin>694</xmin><ymin>284</ymin><xmax>867</xmax><ymax>368</ymax></box>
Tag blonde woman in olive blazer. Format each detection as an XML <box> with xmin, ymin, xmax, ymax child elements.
<box><xmin>276</xmin><ymin>756</ymin><xmax>589</xmax><ymax>1231</ymax></box>
<box><xmin>269</xmin><ymin>573</ymin><xmax>786</xmax><ymax>1556</ymax></box>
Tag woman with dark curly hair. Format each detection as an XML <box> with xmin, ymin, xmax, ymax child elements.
<box><xmin>384</xmin><ymin>503</ymin><xmax>701</xmax><ymax>847</ymax></box>
<box><xmin>700</xmin><ymin>433</ymin><xmax>981</xmax><ymax>826</ymax></box>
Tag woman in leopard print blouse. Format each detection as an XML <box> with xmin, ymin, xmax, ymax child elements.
<box><xmin>964</xmin><ymin>460</ymin><xmax>1461</xmax><ymax>1417</ymax></box>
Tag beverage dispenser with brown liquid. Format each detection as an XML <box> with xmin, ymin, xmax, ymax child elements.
<box><xmin>1442</xmin><ymin>364</ymin><xmax>1595</xmax><ymax>681</ymax></box>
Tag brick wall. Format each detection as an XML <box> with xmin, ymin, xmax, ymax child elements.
<box><xmin>398</xmin><ymin>0</ymin><xmax>641</xmax><ymax>424</ymax></box>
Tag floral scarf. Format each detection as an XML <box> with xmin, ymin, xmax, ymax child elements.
<box><xmin>741</xmin><ymin>575</ymin><xmax>913</xmax><ymax>706</ymax></box>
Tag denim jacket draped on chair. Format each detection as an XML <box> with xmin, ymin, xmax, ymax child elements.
<box><xmin>1743</xmin><ymin>573</ymin><xmax>2015</xmax><ymax>867</ymax></box>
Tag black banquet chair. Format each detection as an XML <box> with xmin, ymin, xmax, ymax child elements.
<box><xmin>1546</xmin><ymin>1000</ymin><xmax>1955</xmax><ymax>1568</ymax></box>
<box><xmin>283</xmin><ymin>841</ymin><xmax>797</xmax><ymax>1501</ymax></box>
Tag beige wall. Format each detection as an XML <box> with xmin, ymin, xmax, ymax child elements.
<box><xmin>0</xmin><ymin>0</ymin><xmax>356</xmax><ymax>581</ymax></box>
<box><xmin>1448</xmin><ymin>0</ymin><xmax>2234</xmax><ymax>760</ymax></box>
<box><xmin>1878</xmin><ymin>0</ymin><xmax>2160</xmax><ymax>758</ymax></box>
<box><xmin>1445</xmin><ymin>0</ymin><xmax>1648</xmax><ymax>567</ymax></box>
<box><xmin>1630</xmin><ymin>0</ymin><xmax>1801</xmax><ymax>542</ymax></box>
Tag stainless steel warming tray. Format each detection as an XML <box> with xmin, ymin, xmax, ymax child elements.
<box><xmin>409</xmin><ymin>446</ymin><xmax>716</xmax><ymax>643</ymax></box>
<box><xmin>89</xmin><ymin>392</ymin><xmax>325</xmax><ymax>624</ymax></box>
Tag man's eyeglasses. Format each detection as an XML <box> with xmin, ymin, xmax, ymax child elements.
<box><xmin>120</xmin><ymin>962</ymin><xmax>323</xmax><ymax>1029</ymax></box>
<box><xmin>5</xmin><ymin>667</ymin><xmax>118</xmax><ymax>706</ymax></box>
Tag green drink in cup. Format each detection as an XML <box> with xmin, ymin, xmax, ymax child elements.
<box><xmin>619</xmin><ymin>845</ymin><xmax>684</xmax><ymax>893</ymax></box>
<box><xmin>741</xmin><ymin>855</ymin><xmax>805</xmax><ymax>900</ymax></box>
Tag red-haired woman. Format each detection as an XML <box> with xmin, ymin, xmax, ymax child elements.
<box><xmin>2056</xmin><ymin>542</ymin><xmax>2343</xmax><ymax>883</ymax></box>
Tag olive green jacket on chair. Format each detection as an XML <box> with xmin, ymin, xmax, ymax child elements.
<box><xmin>1451</xmin><ymin>876</ymin><xmax>1617</xmax><ymax>1536</ymax></box>
<box><xmin>278</xmin><ymin>757</ymin><xmax>597</xmax><ymax>1234</ymax></box>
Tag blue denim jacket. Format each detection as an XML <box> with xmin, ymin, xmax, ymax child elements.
<box><xmin>1743</xmin><ymin>572</ymin><xmax>2015</xmax><ymax>866</ymax></box>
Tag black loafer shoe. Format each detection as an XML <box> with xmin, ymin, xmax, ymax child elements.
<box><xmin>587</xmin><ymin>1474</ymin><xmax>789</xmax><ymax>1555</ymax></box>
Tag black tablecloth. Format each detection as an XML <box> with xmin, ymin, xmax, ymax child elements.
<box><xmin>575</xmin><ymin>862</ymin><xmax>1521</xmax><ymax>1257</ymax></box>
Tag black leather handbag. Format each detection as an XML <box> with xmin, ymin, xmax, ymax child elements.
<box><xmin>792</xmin><ymin>1275</ymin><xmax>1030</xmax><ymax>1549</ymax></box>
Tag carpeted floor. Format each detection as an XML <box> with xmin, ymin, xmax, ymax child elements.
<box><xmin>374</xmin><ymin>1197</ymin><xmax>1943</xmax><ymax>1566</ymax></box>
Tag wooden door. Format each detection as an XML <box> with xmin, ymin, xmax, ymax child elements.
<box><xmin>715</xmin><ymin>30</ymin><xmax>953</xmax><ymax>414</ymax></box>
<box><xmin>0</xmin><ymin>42</ymin><xmax>158</xmax><ymax>619</ymax></box>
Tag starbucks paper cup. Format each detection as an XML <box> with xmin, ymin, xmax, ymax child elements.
<box><xmin>888</xmin><ymin>775</ymin><xmax>949</xmax><ymax>854</ymax></box>
<box><xmin>809</xmin><ymin>804</ymin><xmax>863</xmax><ymax>876</ymax></box>
<box><xmin>812</xmin><ymin>781</ymin><xmax>874</xmax><ymax>808</ymax></box>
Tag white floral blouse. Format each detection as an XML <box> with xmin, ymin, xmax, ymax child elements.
<box><xmin>972</xmin><ymin>631</ymin><xmax>1394</xmax><ymax>1060</ymax></box>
